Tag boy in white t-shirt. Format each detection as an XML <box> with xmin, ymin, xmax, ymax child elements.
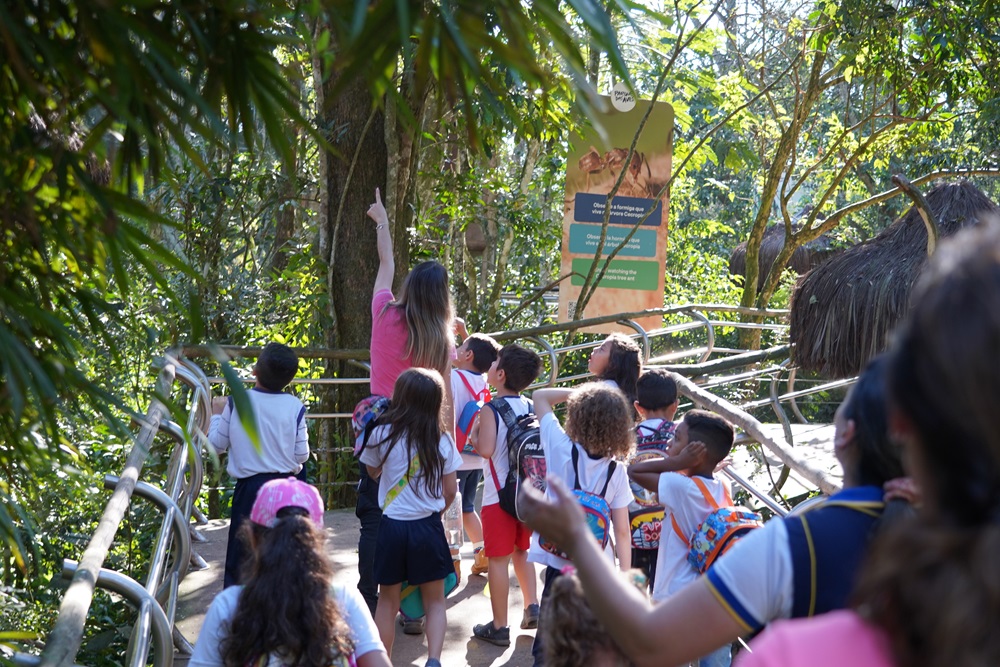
<box><xmin>528</xmin><ymin>383</ymin><xmax>635</xmax><ymax>667</ymax></box>
<box><xmin>451</xmin><ymin>333</ymin><xmax>501</xmax><ymax>577</ymax></box>
<box><xmin>629</xmin><ymin>409</ymin><xmax>736</xmax><ymax>667</ymax></box>
<box><xmin>470</xmin><ymin>344</ymin><xmax>543</xmax><ymax>647</ymax></box>
<box><xmin>207</xmin><ymin>342</ymin><xmax>309</xmax><ymax>589</ymax></box>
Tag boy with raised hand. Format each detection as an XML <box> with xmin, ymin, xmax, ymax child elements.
<box><xmin>471</xmin><ymin>343</ymin><xmax>543</xmax><ymax>647</ymax></box>
<box><xmin>207</xmin><ymin>342</ymin><xmax>309</xmax><ymax>588</ymax></box>
<box><xmin>628</xmin><ymin>409</ymin><xmax>735</xmax><ymax>666</ymax></box>
<box><xmin>451</xmin><ymin>332</ymin><xmax>502</xmax><ymax>577</ymax></box>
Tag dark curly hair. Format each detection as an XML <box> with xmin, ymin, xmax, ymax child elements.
<box><xmin>565</xmin><ymin>383</ymin><xmax>635</xmax><ymax>459</ymax></box>
<box><xmin>222</xmin><ymin>508</ymin><xmax>353</xmax><ymax>667</ymax></box>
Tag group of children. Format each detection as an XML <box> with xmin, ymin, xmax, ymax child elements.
<box><xmin>202</xmin><ymin>330</ymin><xmax>739</xmax><ymax>667</ymax></box>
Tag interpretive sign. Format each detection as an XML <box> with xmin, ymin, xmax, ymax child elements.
<box><xmin>558</xmin><ymin>94</ymin><xmax>673</xmax><ymax>333</ymax></box>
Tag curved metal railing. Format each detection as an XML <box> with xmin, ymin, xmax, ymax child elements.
<box><xmin>14</xmin><ymin>354</ymin><xmax>213</xmax><ymax>667</ymax></box>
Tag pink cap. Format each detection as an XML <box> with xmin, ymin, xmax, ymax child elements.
<box><xmin>250</xmin><ymin>477</ymin><xmax>325</xmax><ymax>528</ymax></box>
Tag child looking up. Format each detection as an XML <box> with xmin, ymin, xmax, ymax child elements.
<box><xmin>471</xmin><ymin>344</ymin><xmax>543</xmax><ymax>647</ymax></box>
<box><xmin>451</xmin><ymin>332</ymin><xmax>501</xmax><ymax>578</ymax></box>
<box><xmin>588</xmin><ymin>333</ymin><xmax>642</xmax><ymax>405</ymax></box>
<box><xmin>190</xmin><ymin>477</ymin><xmax>390</xmax><ymax>667</ymax></box>
<box><xmin>629</xmin><ymin>409</ymin><xmax>735</xmax><ymax>667</ymax></box>
<box><xmin>628</xmin><ymin>368</ymin><xmax>681</xmax><ymax>590</ymax></box>
<box><xmin>359</xmin><ymin>368</ymin><xmax>462</xmax><ymax>667</ymax></box>
<box><xmin>529</xmin><ymin>383</ymin><xmax>635</xmax><ymax>667</ymax></box>
<box><xmin>207</xmin><ymin>342</ymin><xmax>309</xmax><ymax>589</ymax></box>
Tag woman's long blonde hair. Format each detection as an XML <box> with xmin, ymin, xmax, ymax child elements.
<box><xmin>387</xmin><ymin>260</ymin><xmax>453</xmax><ymax>373</ymax></box>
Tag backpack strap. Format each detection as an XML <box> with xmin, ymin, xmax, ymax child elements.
<box><xmin>457</xmin><ymin>370</ymin><xmax>487</xmax><ymax>401</ymax></box>
<box><xmin>490</xmin><ymin>397</ymin><xmax>519</xmax><ymax>437</ymax></box>
<box><xmin>571</xmin><ymin>445</ymin><xmax>617</xmax><ymax>495</ymax></box>
<box><xmin>487</xmin><ymin>457</ymin><xmax>503</xmax><ymax>493</ymax></box>
<box><xmin>384</xmin><ymin>454</ymin><xmax>421</xmax><ymax>509</ymax></box>
<box><xmin>669</xmin><ymin>477</ymin><xmax>732</xmax><ymax>547</ymax></box>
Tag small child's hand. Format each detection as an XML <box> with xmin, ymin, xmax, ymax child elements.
<box><xmin>884</xmin><ymin>476</ymin><xmax>921</xmax><ymax>506</ymax></box>
<box><xmin>211</xmin><ymin>396</ymin><xmax>228</xmax><ymax>415</ymax></box>
<box><xmin>674</xmin><ymin>441</ymin><xmax>706</xmax><ymax>468</ymax></box>
<box><xmin>454</xmin><ymin>317</ymin><xmax>469</xmax><ymax>341</ymax></box>
<box><xmin>714</xmin><ymin>456</ymin><xmax>733</xmax><ymax>473</ymax></box>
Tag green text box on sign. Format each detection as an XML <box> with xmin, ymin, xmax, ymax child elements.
<box><xmin>568</xmin><ymin>224</ymin><xmax>657</xmax><ymax>258</ymax></box>
<box><xmin>570</xmin><ymin>259</ymin><xmax>660</xmax><ymax>291</ymax></box>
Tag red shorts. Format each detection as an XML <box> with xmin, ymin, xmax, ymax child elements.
<box><xmin>482</xmin><ymin>503</ymin><xmax>531</xmax><ymax>557</ymax></box>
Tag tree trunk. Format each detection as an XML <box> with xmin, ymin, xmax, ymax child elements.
<box><xmin>314</xmin><ymin>40</ymin><xmax>388</xmax><ymax>498</ymax></box>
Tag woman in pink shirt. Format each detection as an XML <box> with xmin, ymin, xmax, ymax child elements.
<box><xmin>367</xmin><ymin>188</ymin><xmax>454</xmax><ymax>398</ymax></box>
<box><xmin>356</xmin><ymin>188</ymin><xmax>456</xmax><ymax>618</ymax></box>
<box><xmin>741</xmin><ymin>224</ymin><xmax>1000</xmax><ymax>667</ymax></box>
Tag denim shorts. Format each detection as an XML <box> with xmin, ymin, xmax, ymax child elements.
<box><xmin>456</xmin><ymin>469</ymin><xmax>482</xmax><ymax>513</ymax></box>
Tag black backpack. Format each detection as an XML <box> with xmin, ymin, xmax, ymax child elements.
<box><xmin>486</xmin><ymin>398</ymin><xmax>546</xmax><ymax>520</ymax></box>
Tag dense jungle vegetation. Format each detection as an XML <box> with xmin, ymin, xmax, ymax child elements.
<box><xmin>2</xmin><ymin>0</ymin><xmax>998</xmax><ymax>660</ymax></box>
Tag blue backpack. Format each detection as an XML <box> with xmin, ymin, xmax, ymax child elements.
<box><xmin>539</xmin><ymin>445</ymin><xmax>615</xmax><ymax>560</ymax></box>
<box><xmin>455</xmin><ymin>371</ymin><xmax>491</xmax><ymax>454</ymax></box>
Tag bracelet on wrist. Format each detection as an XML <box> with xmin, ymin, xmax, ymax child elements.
<box><xmin>376</xmin><ymin>224</ymin><xmax>386</xmax><ymax>230</ymax></box>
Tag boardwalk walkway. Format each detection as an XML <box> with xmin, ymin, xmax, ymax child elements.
<box><xmin>176</xmin><ymin>508</ymin><xmax>538</xmax><ymax>667</ymax></box>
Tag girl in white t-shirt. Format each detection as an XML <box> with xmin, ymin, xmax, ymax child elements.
<box><xmin>358</xmin><ymin>368</ymin><xmax>463</xmax><ymax>667</ymax></box>
<box><xmin>529</xmin><ymin>383</ymin><xmax>636</xmax><ymax>666</ymax></box>
<box><xmin>190</xmin><ymin>477</ymin><xmax>390</xmax><ymax>667</ymax></box>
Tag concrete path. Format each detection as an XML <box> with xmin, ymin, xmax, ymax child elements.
<box><xmin>176</xmin><ymin>509</ymin><xmax>538</xmax><ymax>666</ymax></box>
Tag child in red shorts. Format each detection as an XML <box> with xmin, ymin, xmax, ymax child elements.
<box><xmin>470</xmin><ymin>344</ymin><xmax>543</xmax><ymax>646</ymax></box>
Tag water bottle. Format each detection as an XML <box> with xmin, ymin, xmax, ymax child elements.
<box><xmin>444</xmin><ymin>491</ymin><xmax>463</xmax><ymax>551</ymax></box>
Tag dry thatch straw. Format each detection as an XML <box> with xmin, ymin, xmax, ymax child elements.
<box><xmin>790</xmin><ymin>179</ymin><xmax>1000</xmax><ymax>378</ymax></box>
<box><xmin>729</xmin><ymin>224</ymin><xmax>839</xmax><ymax>288</ymax></box>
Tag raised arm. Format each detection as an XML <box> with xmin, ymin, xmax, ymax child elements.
<box><xmin>628</xmin><ymin>442</ymin><xmax>705</xmax><ymax>492</ymax></box>
<box><xmin>531</xmin><ymin>387</ymin><xmax>573</xmax><ymax>419</ymax></box>
<box><xmin>519</xmin><ymin>479</ymin><xmax>745</xmax><ymax>667</ymax></box>
<box><xmin>367</xmin><ymin>188</ymin><xmax>394</xmax><ymax>294</ymax></box>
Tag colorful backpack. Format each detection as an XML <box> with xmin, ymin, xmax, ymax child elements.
<box><xmin>455</xmin><ymin>371</ymin><xmax>491</xmax><ymax>454</ymax></box>
<box><xmin>670</xmin><ymin>476</ymin><xmax>763</xmax><ymax>574</ymax></box>
<box><xmin>486</xmin><ymin>398</ymin><xmax>545</xmax><ymax>520</ymax></box>
<box><xmin>627</xmin><ymin>420</ymin><xmax>676</xmax><ymax>550</ymax></box>
<box><xmin>539</xmin><ymin>445</ymin><xmax>616</xmax><ymax>560</ymax></box>
<box><xmin>351</xmin><ymin>394</ymin><xmax>391</xmax><ymax>457</ymax></box>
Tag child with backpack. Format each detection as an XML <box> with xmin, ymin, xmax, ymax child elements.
<box><xmin>629</xmin><ymin>409</ymin><xmax>738</xmax><ymax>667</ymax></box>
<box><xmin>471</xmin><ymin>343</ymin><xmax>543</xmax><ymax>647</ymax></box>
<box><xmin>358</xmin><ymin>368</ymin><xmax>463</xmax><ymax>667</ymax></box>
<box><xmin>529</xmin><ymin>383</ymin><xmax>636</xmax><ymax>667</ymax></box>
<box><xmin>451</xmin><ymin>332</ymin><xmax>501</xmax><ymax>578</ymax></box>
<box><xmin>628</xmin><ymin>368</ymin><xmax>680</xmax><ymax>591</ymax></box>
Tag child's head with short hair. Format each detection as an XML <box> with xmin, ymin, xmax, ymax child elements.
<box><xmin>635</xmin><ymin>368</ymin><xmax>678</xmax><ymax>414</ymax></box>
<box><xmin>490</xmin><ymin>343</ymin><xmax>543</xmax><ymax>393</ymax></box>
<box><xmin>456</xmin><ymin>333</ymin><xmax>501</xmax><ymax>373</ymax></box>
<box><xmin>670</xmin><ymin>409</ymin><xmax>734</xmax><ymax>471</ymax></box>
<box><xmin>541</xmin><ymin>568</ymin><xmax>646</xmax><ymax>667</ymax></box>
<box><xmin>565</xmin><ymin>383</ymin><xmax>635</xmax><ymax>459</ymax></box>
<box><xmin>255</xmin><ymin>342</ymin><xmax>299</xmax><ymax>391</ymax></box>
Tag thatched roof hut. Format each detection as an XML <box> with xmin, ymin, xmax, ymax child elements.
<box><xmin>790</xmin><ymin>180</ymin><xmax>1000</xmax><ymax>378</ymax></box>
<box><xmin>729</xmin><ymin>224</ymin><xmax>839</xmax><ymax>288</ymax></box>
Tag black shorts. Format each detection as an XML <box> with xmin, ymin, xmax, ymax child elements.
<box><xmin>374</xmin><ymin>513</ymin><xmax>453</xmax><ymax>586</ymax></box>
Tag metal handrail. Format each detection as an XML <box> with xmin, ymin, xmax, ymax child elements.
<box><xmin>17</xmin><ymin>352</ymin><xmax>212</xmax><ymax>667</ymax></box>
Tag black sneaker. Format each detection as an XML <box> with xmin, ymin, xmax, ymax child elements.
<box><xmin>520</xmin><ymin>603</ymin><xmax>540</xmax><ymax>630</ymax></box>
<box><xmin>473</xmin><ymin>621</ymin><xmax>511</xmax><ymax>647</ymax></box>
